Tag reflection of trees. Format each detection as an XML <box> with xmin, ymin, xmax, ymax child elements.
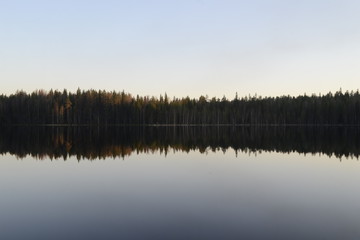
<box><xmin>0</xmin><ymin>126</ymin><xmax>359</xmax><ymax>160</ymax></box>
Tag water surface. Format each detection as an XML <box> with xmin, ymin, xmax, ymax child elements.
<box><xmin>0</xmin><ymin>127</ymin><xmax>359</xmax><ymax>239</ymax></box>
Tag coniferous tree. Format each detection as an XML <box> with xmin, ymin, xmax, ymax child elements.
<box><xmin>0</xmin><ymin>89</ymin><xmax>360</xmax><ymax>126</ymax></box>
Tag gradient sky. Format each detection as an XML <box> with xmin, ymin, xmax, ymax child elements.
<box><xmin>1</xmin><ymin>0</ymin><xmax>360</xmax><ymax>98</ymax></box>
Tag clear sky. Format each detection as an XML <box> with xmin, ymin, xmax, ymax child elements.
<box><xmin>1</xmin><ymin>0</ymin><xmax>360</xmax><ymax>98</ymax></box>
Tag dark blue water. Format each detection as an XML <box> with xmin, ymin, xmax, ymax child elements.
<box><xmin>1</xmin><ymin>150</ymin><xmax>360</xmax><ymax>240</ymax></box>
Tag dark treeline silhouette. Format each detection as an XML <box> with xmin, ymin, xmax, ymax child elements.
<box><xmin>1</xmin><ymin>126</ymin><xmax>360</xmax><ymax>160</ymax></box>
<box><xmin>1</xmin><ymin>89</ymin><xmax>360</xmax><ymax>125</ymax></box>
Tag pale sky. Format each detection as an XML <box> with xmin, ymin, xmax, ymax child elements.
<box><xmin>1</xmin><ymin>0</ymin><xmax>360</xmax><ymax>98</ymax></box>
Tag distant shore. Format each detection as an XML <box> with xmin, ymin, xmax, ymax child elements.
<box><xmin>1</xmin><ymin>89</ymin><xmax>360</xmax><ymax>126</ymax></box>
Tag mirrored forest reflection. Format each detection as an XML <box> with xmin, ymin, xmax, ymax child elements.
<box><xmin>1</xmin><ymin>126</ymin><xmax>360</xmax><ymax>160</ymax></box>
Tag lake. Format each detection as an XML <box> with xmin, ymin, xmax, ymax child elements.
<box><xmin>1</xmin><ymin>126</ymin><xmax>360</xmax><ymax>239</ymax></box>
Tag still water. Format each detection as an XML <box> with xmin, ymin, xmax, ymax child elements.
<box><xmin>0</xmin><ymin>127</ymin><xmax>360</xmax><ymax>239</ymax></box>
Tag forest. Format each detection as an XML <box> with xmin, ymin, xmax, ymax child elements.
<box><xmin>0</xmin><ymin>89</ymin><xmax>360</xmax><ymax>125</ymax></box>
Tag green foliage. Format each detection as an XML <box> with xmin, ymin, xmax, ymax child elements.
<box><xmin>0</xmin><ymin>89</ymin><xmax>360</xmax><ymax>125</ymax></box>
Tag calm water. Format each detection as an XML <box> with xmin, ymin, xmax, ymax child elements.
<box><xmin>1</xmin><ymin>127</ymin><xmax>360</xmax><ymax>239</ymax></box>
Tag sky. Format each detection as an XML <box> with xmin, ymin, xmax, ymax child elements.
<box><xmin>1</xmin><ymin>0</ymin><xmax>360</xmax><ymax>99</ymax></box>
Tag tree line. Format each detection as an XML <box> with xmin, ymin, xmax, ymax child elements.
<box><xmin>1</xmin><ymin>89</ymin><xmax>360</xmax><ymax>125</ymax></box>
